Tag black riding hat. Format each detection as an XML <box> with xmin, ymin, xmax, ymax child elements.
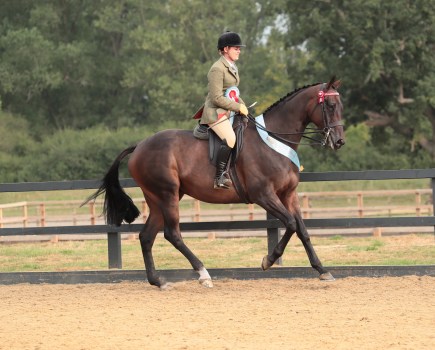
<box><xmin>217</xmin><ymin>31</ymin><xmax>245</xmax><ymax>50</ymax></box>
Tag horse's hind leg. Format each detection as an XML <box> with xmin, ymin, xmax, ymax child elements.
<box><xmin>161</xmin><ymin>198</ymin><xmax>213</xmax><ymax>288</ymax></box>
<box><xmin>294</xmin><ymin>214</ymin><xmax>334</xmax><ymax>281</ymax></box>
<box><xmin>163</xmin><ymin>226</ymin><xmax>213</xmax><ymax>288</ymax></box>
<box><xmin>138</xmin><ymin>208</ymin><xmax>168</xmax><ymax>289</ymax></box>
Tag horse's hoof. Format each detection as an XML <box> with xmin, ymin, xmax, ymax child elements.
<box><xmin>319</xmin><ymin>272</ymin><xmax>335</xmax><ymax>281</ymax></box>
<box><xmin>261</xmin><ymin>256</ymin><xmax>271</xmax><ymax>271</ymax></box>
<box><xmin>199</xmin><ymin>278</ymin><xmax>214</xmax><ymax>288</ymax></box>
<box><xmin>160</xmin><ymin>282</ymin><xmax>174</xmax><ymax>291</ymax></box>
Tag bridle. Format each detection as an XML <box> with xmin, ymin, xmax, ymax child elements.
<box><xmin>312</xmin><ymin>88</ymin><xmax>344</xmax><ymax>146</ymax></box>
<box><xmin>248</xmin><ymin>84</ymin><xmax>344</xmax><ymax>147</ymax></box>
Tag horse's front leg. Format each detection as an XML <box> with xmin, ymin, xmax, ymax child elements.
<box><xmin>257</xmin><ymin>196</ymin><xmax>298</xmax><ymax>270</ymax></box>
<box><xmin>258</xmin><ymin>195</ymin><xmax>334</xmax><ymax>281</ymax></box>
<box><xmin>261</xmin><ymin>228</ymin><xmax>295</xmax><ymax>270</ymax></box>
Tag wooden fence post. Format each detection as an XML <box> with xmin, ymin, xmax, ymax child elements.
<box><xmin>39</xmin><ymin>203</ymin><xmax>46</xmax><ymax>227</ymax></box>
<box><xmin>194</xmin><ymin>199</ymin><xmax>200</xmax><ymax>222</ymax></box>
<box><xmin>23</xmin><ymin>203</ymin><xmax>28</xmax><ymax>228</ymax></box>
<box><xmin>373</xmin><ymin>227</ymin><xmax>382</xmax><ymax>237</ymax></box>
<box><xmin>248</xmin><ymin>204</ymin><xmax>254</xmax><ymax>220</ymax></box>
<box><xmin>357</xmin><ymin>192</ymin><xmax>364</xmax><ymax>218</ymax></box>
<box><xmin>107</xmin><ymin>231</ymin><xmax>122</xmax><ymax>269</ymax></box>
<box><xmin>229</xmin><ymin>204</ymin><xmax>234</xmax><ymax>221</ymax></box>
<box><xmin>89</xmin><ymin>202</ymin><xmax>96</xmax><ymax>225</ymax></box>
<box><xmin>415</xmin><ymin>191</ymin><xmax>421</xmax><ymax>217</ymax></box>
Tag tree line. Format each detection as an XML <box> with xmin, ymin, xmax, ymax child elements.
<box><xmin>0</xmin><ymin>0</ymin><xmax>434</xmax><ymax>182</ymax></box>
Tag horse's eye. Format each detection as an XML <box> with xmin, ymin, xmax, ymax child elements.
<box><xmin>326</xmin><ymin>101</ymin><xmax>336</xmax><ymax>111</ymax></box>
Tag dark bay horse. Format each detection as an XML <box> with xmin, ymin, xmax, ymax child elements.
<box><xmin>86</xmin><ymin>77</ymin><xmax>345</xmax><ymax>289</ymax></box>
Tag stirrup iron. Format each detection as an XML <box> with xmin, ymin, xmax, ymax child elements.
<box><xmin>214</xmin><ymin>170</ymin><xmax>232</xmax><ymax>189</ymax></box>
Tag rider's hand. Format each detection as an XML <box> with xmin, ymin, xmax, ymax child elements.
<box><xmin>239</xmin><ymin>104</ymin><xmax>248</xmax><ymax>116</ymax></box>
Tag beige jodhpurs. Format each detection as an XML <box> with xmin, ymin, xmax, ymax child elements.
<box><xmin>209</xmin><ymin>116</ymin><xmax>236</xmax><ymax>148</ymax></box>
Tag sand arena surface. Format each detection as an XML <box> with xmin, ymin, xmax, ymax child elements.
<box><xmin>0</xmin><ymin>276</ymin><xmax>434</xmax><ymax>350</ymax></box>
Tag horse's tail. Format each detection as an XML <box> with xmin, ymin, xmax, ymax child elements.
<box><xmin>83</xmin><ymin>145</ymin><xmax>140</xmax><ymax>226</ymax></box>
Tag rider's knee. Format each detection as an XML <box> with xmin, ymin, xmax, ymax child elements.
<box><xmin>226</xmin><ymin>133</ymin><xmax>236</xmax><ymax>148</ymax></box>
<box><xmin>209</xmin><ymin>118</ymin><xmax>236</xmax><ymax>148</ymax></box>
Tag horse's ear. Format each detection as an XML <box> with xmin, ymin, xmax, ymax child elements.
<box><xmin>326</xmin><ymin>76</ymin><xmax>341</xmax><ymax>90</ymax></box>
<box><xmin>332</xmin><ymin>79</ymin><xmax>342</xmax><ymax>90</ymax></box>
<box><xmin>326</xmin><ymin>75</ymin><xmax>336</xmax><ymax>90</ymax></box>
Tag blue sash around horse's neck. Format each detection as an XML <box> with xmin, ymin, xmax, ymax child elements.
<box><xmin>255</xmin><ymin>114</ymin><xmax>301</xmax><ymax>170</ymax></box>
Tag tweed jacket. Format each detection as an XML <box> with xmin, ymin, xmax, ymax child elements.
<box><xmin>199</xmin><ymin>56</ymin><xmax>244</xmax><ymax>124</ymax></box>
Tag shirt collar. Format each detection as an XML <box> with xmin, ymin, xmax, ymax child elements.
<box><xmin>222</xmin><ymin>56</ymin><xmax>237</xmax><ymax>71</ymax></box>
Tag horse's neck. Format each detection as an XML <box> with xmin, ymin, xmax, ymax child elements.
<box><xmin>262</xmin><ymin>97</ymin><xmax>309</xmax><ymax>148</ymax></box>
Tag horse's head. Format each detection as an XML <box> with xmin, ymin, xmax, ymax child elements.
<box><xmin>308</xmin><ymin>77</ymin><xmax>345</xmax><ymax>150</ymax></box>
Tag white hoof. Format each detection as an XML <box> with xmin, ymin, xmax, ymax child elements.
<box><xmin>199</xmin><ymin>278</ymin><xmax>214</xmax><ymax>288</ymax></box>
<box><xmin>160</xmin><ymin>282</ymin><xmax>174</xmax><ymax>291</ymax></box>
<box><xmin>319</xmin><ymin>272</ymin><xmax>335</xmax><ymax>281</ymax></box>
<box><xmin>197</xmin><ymin>267</ymin><xmax>213</xmax><ymax>288</ymax></box>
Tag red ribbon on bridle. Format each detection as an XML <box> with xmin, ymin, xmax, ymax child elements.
<box><xmin>317</xmin><ymin>90</ymin><xmax>340</xmax><ymax>104</ymax></box>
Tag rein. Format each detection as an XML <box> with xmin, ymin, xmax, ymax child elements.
<box><xmin>248</xmin><ymin>85</ymin><xmax>343</xmax><ymax>147</ymax></box>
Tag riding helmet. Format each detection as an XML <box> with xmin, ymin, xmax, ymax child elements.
<box><xmin>217</xmin><ymin>31</ymin><xmax>245</xmax><ymax>50</ymax></box>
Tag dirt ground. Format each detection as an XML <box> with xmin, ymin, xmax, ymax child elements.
<box><xmin>0</xmin><ymin>276</ymin><xmax>434</xmax><ymax>350</ymax></box>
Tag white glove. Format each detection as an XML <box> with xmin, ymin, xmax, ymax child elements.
<box><xmin>239</xmin><ymin>104</ymin><xmax>248</xmax><ymax>116</ymax></box>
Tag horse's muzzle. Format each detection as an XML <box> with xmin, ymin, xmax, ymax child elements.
<box><xmin>334</xmin><ymin>138</ymin><xmax>345</xmax><ymax>150</ymax></box>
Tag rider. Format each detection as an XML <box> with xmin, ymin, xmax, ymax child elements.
<box><xmin>199</xmin><ymin>31</ymin><xmax>249</xmax><ymax>189</ymax></box>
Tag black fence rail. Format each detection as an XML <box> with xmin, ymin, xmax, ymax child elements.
<box><xmin>1</xmin><ymin>169</ymin><xmax>435</xmax><ymax>270</ymax></box>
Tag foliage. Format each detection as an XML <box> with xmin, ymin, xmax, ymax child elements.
<box><xmin>2</xmin><ymin>125</ymin><xmax>155</xmax><ymax>182</ymax></box>
<box><xmin>299</xmin><ymin>123</ymin><xmax>413</xmax><ymax>171</ymax></box>
<box><xmin>0</xmin><ymin>1</ymin><xmax>434</xmax><ymax>181</ymax></box>
<box><xmin>284</xmin><ymin>0</ymin><xmax>435</xmax><ymax>161</ymax></box>
<box><xmin>0</xmin><ymin>0</ymin><xmax>279</xmax><ymax>130</ymax></box>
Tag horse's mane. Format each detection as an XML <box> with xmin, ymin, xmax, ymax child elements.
<box><xmin>262</xmin><ymin>82</ymin><xmax>321</xmax><ymax>115</ymax></box>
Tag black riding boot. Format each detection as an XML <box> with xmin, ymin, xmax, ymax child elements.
<box><xmin>214</xmin><ymin>139</ymin><xmax>233</xmax><ymax>189</ymax></box>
